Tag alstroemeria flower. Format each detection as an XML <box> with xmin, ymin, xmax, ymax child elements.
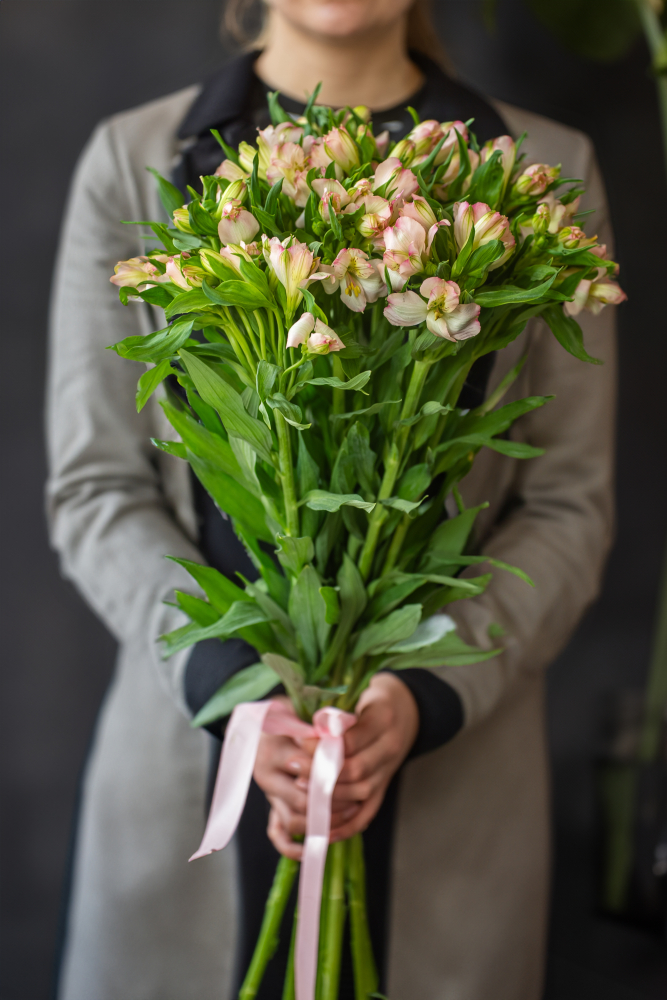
<box><xmin>165</xmin><ymin>257</ymin><xmax>191</xmax><ymax>290</ymax></box>
<box><xmin>347</xmin><ymin>177</ymin><xmax>373</xmax><ymax>204</ymax></box>
<box><xmin>356</xmin><ymin>195</ymin><xmax>395</xmax><ymax>246</ymax></box>
<box><xmin>218</xmin><ymin>200</ymin><xmax>260</xmax><ymax>245</ymax></box>
<box><xmin>323</xmin><ymin>126</ymin><xmax>360</xmax><ymax>173</ymax></box>
<box><xmin>384</xmin><ymin>277</ymin><xmax>481</xmax><ymax>341</ymax></box>
<box><xmin>537</xmin><ymin>192</ymin><xmax>580</xmax><ymax>234</ymax></box>
<box><xmin>110</xmin><ymin>256</ymin><xmax>168</xmax><ymax>289</ymax></box>
<box><xmin>382</xmin><ymin>216</ymin><xmax>429</xmax><ymax>290</ymax></box>
<box><xmin>557</xmin><ymin>225</ymin><xmax>598</xmax><ymax>250</ymax></box>
<box><xmin>257</xmin><ymin>122</ymin><xmax>304</xmax><ymax>178</ymax></box>
<box><xmin>214</xmin><ymin>159</ymin><xmax>249</xmax><ymax>182</ymax></box>
<box><xmin>286</xmin><ymin>311</ymin><xmax>315</xmax><ymax>348</ymax></box>
<box><xmin>452</xmin><ymin>201</ymin><xmax>515</xmax><ymax>269</ymax></box>
<box><xmin>307</xmin><ymin>319</ymin><xmax>345</xmax><ymax>354</ymax></box>
<box><xmin>375</xmin><ymin>130</ymin><xmax>390</xmax><ymax>158</ymax></box>
<box><xmin>199</xmin><ymin>246</ymin><xmax>243</xmax><ymax>277</ymax></box>
<box><xmin>263</xmin><ymin>236</ymin><xmax>325</xmax><ymax>314</ymax></box>
<box><xmin>266</xmin><ymin>141</ymin><xmax>310</xmax><ymax>206</ymax></box>
<box><xmin>312</xmin><ymin>178</ymin><xmax>351</xmax><ymax>221</ymax></box>
<box><xmin>303</xmin><ymin>134</ymin><xmax>333</xmax><ymax>175</ymax></box>
<box><xmin>513</xmin><ymin>162</ymin><xmax>560</xmax><ymax>197</ymax></box>
<box><xmin>565</xmin><ymin>273</ymin><xmax>627</xmax><ymax>316</ymax></box>
<box><xmin>373</xmin><ymin>157</ymin><xmax>419</xmax><ymax>201</ymax></box>
<box><xmin>480</xmin><ymin>135</ymin><xmax>516</xmax><ymax>190</ymax></box>
<box><xmin>399</xmin><ymin>195</ymin><xmax>438</xmax><ymax>234</ymax></box>
<box><xmin>319</xmin><ymin>248</ymin><xmax>386</xmax><ymax>313</ymax></box>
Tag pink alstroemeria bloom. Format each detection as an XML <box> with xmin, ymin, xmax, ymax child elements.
<box><xmin>263</xmin><ymin>236</ymin><xmax>325</xmax><ymax>314</ymax></box>
<box><xmin>307</xmin><ymin>319</ymin><xmax>345</xmax><ymax>354</ymax></box>
<box><xmin>382</xmin><ymin>216</ymin><xmax>428</xmax><ymax>290</ymax></box>
<box><xmin>537</xmin><ymin>192</ymin><xmax>580</xmax><ymax>234</ymax></box>
<box><xmin>565</xmin><ymin>274</ymin><xmax>627</xmax><ymax>317</ymax></box>
<box><xmin>323</xmin><ymin>126</ymin><xmax>360</xmax><ymax>173</ymax></box>
<box><xmin>110</xmin><ymin>256</ymin><xmax>166</xmax><ymax>289</ymax></box>
<box><xmin>214</xmin><ymin>159</ymin><xmax>249</xmax><ymax>182</ymax></box>
<box><xmin>452</xmin><ymin>201</ymin><xmax>515</xmax><ymax>269</ymax></box>
<box><xmin>256</xmin><ymin>122</ymin><xmax>304</xmax><ymax>178</ymax></box>
<box><xmin>373</xmin><ymin>157</ymin><xmax>419</xmax><ymax>201</ymax></box>
<box><xmin>384</xmin><ymin>277</ymin><xmax>481</xmax><ymax>342</ymax></box>
<box><xmin>286</xmin><ymin>312</ymin><xmax>316</xmax><ymax>348</ymax></box>
<box><xmin>400</xmin><ymin>195</ymin><xmax>439</xmax><ymax>234</ymax></box>
<box><xmin>347</xmin><ymin>177</ymin><xmax>373</xmax><ymax>205</ymax></box>
<box><xmin>320</xmin><ymin>248</ymin><xmax>386</xmax><ymax>313</ymax></box>
<box><xmin>480</xmin><ymin>135</ymin><xmax>516</xmax><ymax>190</ymax></box>
<box><xmin>218</xmin><ymin>200</ymin><xmax>260</xmax><ymax>245</ymax></box>
<box><xmin>267</xmin><ymin>141</ymin><xmax>310</xmax><ymax>207</ymax></box>
<box><xmin>165</xmin><ymin>257</ymin><xmax>191</xmax><ymax>290</ymax></box>
<box><xmin>375</xmin><ymin>130</ymin><xmax>390</xmax><ymax>158</ymax></box>
<box><xmin>356</xmin><ymin>195</ymin><xmax>395</xmax><ymax>245</ymax></box>
<box><xmin>312</xmin><ymin>178</ymin><xmax>351</xmax><ymax>221</ymax></box>
<box><xmin>303</xmin><ymin>134</ymin><xmax>334</xmax><ymax>175</ymax></box>
<box><xmin>557</xmin><ymin>225</ymin><xmax>598</xmax><ymax>250</ymax></box>
<box><xmin>172</xmin><ymin>207</ymin><xmax>194</xmax><ymax>234</ymax></box>
<box><xmin>514</xmin><ymin>162</ymin><xmax>560</xmax><ymax>197</ymax></box>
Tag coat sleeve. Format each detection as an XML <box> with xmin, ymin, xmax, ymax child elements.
<box><xmin>46</xmin><ymin>118</ymin><xmax>204</xmax><ymax>714</ymax></box>
<box><xmin>436</xmin><ymin>141</ymin><xmax>617</xmax><ymax>731</ymax></box>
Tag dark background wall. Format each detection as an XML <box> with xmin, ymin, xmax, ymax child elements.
<box><xmin>1</xmin><ymin>2</ymin><xmax>666</xmax><ymax>998</ymax></box>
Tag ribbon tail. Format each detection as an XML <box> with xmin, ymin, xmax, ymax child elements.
<box><xmin>189</xmin><ymin>700</ymin><xmax>273</xmax><ymax>862</ymax></box>
<box><xmin>294</xmin><ymin>734</ymin><xmax>345</xmax><ymax>1000</ymax></box>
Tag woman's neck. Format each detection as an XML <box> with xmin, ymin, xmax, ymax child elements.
<box><xmin>254</xmin><ymin>14</ymin><xmax>423</xmax><ymax>111</ymax></box>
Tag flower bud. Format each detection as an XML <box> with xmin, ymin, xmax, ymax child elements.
<box><xmin>323</xmin><ymin>126</ymin><xmax>360</xmax><ymax>173</ymax></box>
<box><xmin>307</xmin><ymin>319</ymin><xmax>345</xmax><ymax>354</ymax></box>
<box><xmin>238</xmin><ymin>141</ymin><xmax>257</xmax><ymax>176</ymax></box>
<box><xmin>352</xmin><ymin>105</ymin><xmax>372</xmax><ymax>123</ymax></box>
<box><xmin>286</xmin><ymin>312</ymin><xmax>315</xmax><ymax>349</ymax></box>
<box><xmin>514</xmin><ymin>163</ymin><xmax>560</xmax><ymax>198</ymax></box>
<box><xmin>392</xmin><ymin>139</ymin><xmax>416</xmax><ymax>166</ymax></box>
<box><xmin>531</xmin><ymin>203</ymin><xmax>550</xmax><ymax>235</ymax></box>
<box><xmin>222</xmin><ymin>179</ymin><xmax>246</xmax><ymax>203</ymax></box>
<box><xmin>172</xmin><ymin>207</ymin><xmax>194</xmax><ymax>233</ymax></box>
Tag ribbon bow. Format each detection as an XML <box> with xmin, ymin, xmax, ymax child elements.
<box><xmin>190</xmin><ymin>699</ymin><xmax>356</xmax><ymax>1000</ymax></box>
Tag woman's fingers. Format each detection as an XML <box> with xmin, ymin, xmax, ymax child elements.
<box><xmin>260</xmin><ymin>770</ymin><xmax>309</xmax><ymax>813</ymax></box>
<box><xmin>329</xmin><ymin>789</ymin><xmax>386</xmax><ymax>843</ymax></box>
<box><xmin>267</xmin><ymin>807</ymin><xmax>303</xmax><ymax>860</ymax></box>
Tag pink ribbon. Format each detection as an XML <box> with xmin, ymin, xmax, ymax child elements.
<box><xmin>190</xmin><ymin>699</ymin><xmax>356</xmax><ymax>1000</ymax></box>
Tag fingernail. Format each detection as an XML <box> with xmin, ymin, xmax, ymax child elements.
<box><xmin>287</xmin><ymin>760</ymin><xmax>301</xmax><ymax>773</ymax></box>
<box><xmin>295</xmin><ymin>777</ymin><xmax>308</xmax><ymax>791</ymax></box>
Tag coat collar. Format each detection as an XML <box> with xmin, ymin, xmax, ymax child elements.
<box><xmin>176</xmin><ymin>51</ymin><xmax>507</xmax><ymax>145</ymax></box>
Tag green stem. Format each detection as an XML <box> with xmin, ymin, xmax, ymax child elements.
<box><xmin>317</xmin><ymin>841</ymin><xmax>347</xmax><ymax>1000</ymax></box>
<box><xmin>238</xmin><ymin>308</ymin><xmax>262</xmax><ymax>359</ymax></box>
<box><xmin>637</xmin><ymin>0</ymin><xmax>667</xmax><ymax>181</ymax></box>
<box><xmin>239</xmin><ymin>856</ymin><xmax>299</xmax><ymax>1000</ymax></box>
<box><xmin>381</xmin><ymin>512</ymin><xmax>411</xmax><ymax>576</ymax></box>
<box><xmin>332</xmin><ymin>356</ymin><xmax>346</xmax><ymax>417</ymax></box>
<box><xmin>274</xmin><ymin>310</ymin><xmax>287</xmax><ymax>367</ymax></box>
<box><xmin>222</xmin><ymin>307</ymin><xmax>255</xmax><ymax>371</ymax></box>
<box><xmin>254</xmin><ymin>309</ymin><xmax>268</xmax><ymax>361</ymax></box>
<box><xmin>357</xmin><ymin>360</ymin><xmax>431</xmax><ymax>581</ymax></box>
<box><xmin>281</xmin><ymin>907</ymin><xmax>298</xmax><ymax>1000</ymax></box>
<box><xmin>347</xmin><ymin>835</ymin><xmax>379</xmax><ymax>1000</ymax></box>
<box><xmin>275</xmin><ymin>409</ymin><xmax>300</xmax><ymax>536</ymax></box>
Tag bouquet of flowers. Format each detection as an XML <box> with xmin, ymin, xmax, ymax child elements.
<box><xmin>110</xmin><ymin>88</ymin><xmax>625</xmax><ymax>1000</ymax></box>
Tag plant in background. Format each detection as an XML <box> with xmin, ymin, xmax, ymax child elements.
<box><xmin>109</xmin><ymin>87</ymin><xmax>624</xmax><ymax>998</ymax></box>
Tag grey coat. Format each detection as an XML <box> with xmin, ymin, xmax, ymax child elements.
<box><xmin>47</xmin><ymin>85</ymin><xmax>616</xmax><ymax>1000</ymax></box>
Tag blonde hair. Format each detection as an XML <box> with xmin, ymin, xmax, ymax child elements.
<box><xmin>222</xmin><ymin>0</ymin><xmax>449</xmax><ymax>69</ymax></box>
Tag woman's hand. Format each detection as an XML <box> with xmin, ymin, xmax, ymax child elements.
<box><xmin>256</xmin><ymin>675</ymin><xmax>419</xmax><ymax>858</ymax></box>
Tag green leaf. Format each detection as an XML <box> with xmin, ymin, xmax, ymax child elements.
<box><xmin>463</xmin><ymin>239</ymin><xmax>505</xmax><ymax>277</ymax></box>
<box><xmin>267</xmin><ymin>392</ymin><xmax>311</xmax><ymax>430</ymax></box>
<box><xmin>352</xmin><ymin>604</ymin><xmax>422</xmax><ymax>660</ymax></box>
<box><xmin>276</xmin><ymin>535</ymin><xmax>314</xmax><ymax>576</ymax></box>
<box><xmin>162</xmin><ymin>600</ymin><xmax>270</xmax><ymax>654</ymax></box>
<box><xmin>319</xmin><ymin>586</ymin><xmax>340</xmax><ymax>625</ymax></box>
<box><xmin>174</xmin><ymin>591</ymin><xmax>219</xmax><ymax>626</ymax></box>
<box><xmin>302</xmin><ymin>490</ymin><xmax>376</xmax><ymax>514</ymax></box>
<box><xmin>110</xmin><ymin>315</ymin><xmax>195</xmax><ymax>363</ymax></box>
<box><xmin>167</xmin><ymin>557</ymin><xmax>252</xmax><ymax>614</ymax></box>
<box><xmin>543</xmin><ymin>304</ymin><xmax>603</xmax><ymax>365</ymax></box>
<box><xmin>261</xmin><ymin>654</ymin><xmax>306</xmax><ymax>701</ymax></box>
<box><xmin>288</xmin><ymin>565</ymin><xmax>329</xmax><ymax>671</ymax></box>
<box><xmin>151</xmin><ymin>437</ymin><xmax>186</xmax><ymax>460</ymax></box>
<box><xmin>136</xmin><ymin>359</ymin><xmax>172</xmax><ymax>412</ymax></box>
<box><xmin>329</xmin><ymin>400</ymin><xmax>401</xmax><ymax>422</ymax></box>
<box><xmin>382</xmin><ymin>632</ymin><xmax>500</xmax><ymax>670</ymax></box>
<box><xmin>164</xmin><ymin>289</ymin><xmax>214</xmax><ymax>319</ymax></box>
<box><xmin>474</xmin><ymin>275</ymin><xmax>556</xmax><ymax>307</ymax></box>
<box><xmin>386</xmin><ymin>613</ymin><xmax>457</xmax><ymax>653</ymax></box>
<box><xmin>256</xmin><ymin>359</ymin><xmax>281</xmax><ymax>401</ymax></box>
<box><xmin>306</xmin><ymin>370</ymin><xmax>371</xmax><ymax>391</ymax></box>
<box><xmin>397</xmin><ymin>400</ymin><xmax>451</xmax><ymax>428</ymax></box>
<box><xmin>146</xmin><ymin>166</ymin><xmax>184</xmax><ymax>218</ymax></box>
<box><xmin>202</xmin><ymin>278</ymin><xmax>272</xmax><ymax>311</ymax></box>
<box><xmin>397</xmin><ymin>463</ymin><xmax>431</xmax><ymax>502</ymax></box>
<box><xmin>311</xmin><ymin>553</ymin><xmax>367</xmax><ymax>682</ymax></box>
<box><xmin>179</xmin><ymin>349</ymin><xmax>275</xmax><ymax>464</ymax></box>
<box><xmin>380</xmin><ymin>496</ymin><xmax>426</xmax><ymax>516</ymax></box>
<box><xmin>420</xmin><ymin>504</ymin><xmax>487</xmax><ymax>568</ymax></box>
<box><xmin>482</xmin><ymin>438</ymin><xmax>545</xmax><ymax>459</ymax></box>
<box><xmin>191</xmin><ymin>663</ymin><xmax>279</xmax><ymax>727</ymax></box>
<box><xmin>188</xmin><ymin>451</ymin><xmax>274</xmax><ymax>542</ymax></box>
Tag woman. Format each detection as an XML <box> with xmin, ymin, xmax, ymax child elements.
<box><xmin>47</xmin><ymin>1</ymin><xmax>616</xmax><ymax>998</ymax></box>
